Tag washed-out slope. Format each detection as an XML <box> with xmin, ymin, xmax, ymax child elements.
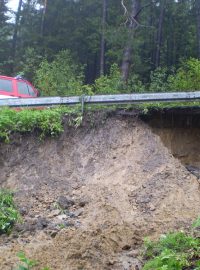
<box><xmin>0</xmin><ymin>114</ymin><xmax>199</xmax><ymax>270</ymax></box>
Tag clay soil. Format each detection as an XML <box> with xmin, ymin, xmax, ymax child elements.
<box><xmin>0</xmin><ymin>111</ymin><xmax>200</xmax><ymax>270</ymax></box>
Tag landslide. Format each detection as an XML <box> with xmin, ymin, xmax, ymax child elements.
<box><xmin>0</xmin><ymin>111</ymin><xmax>200</xmax><ymax>270</ymax></box>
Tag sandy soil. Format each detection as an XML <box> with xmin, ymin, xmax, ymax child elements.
<box><xmin>0</xmin><ymin>113</ymin><xmax>199</xmax><ymax>270</ymax></box>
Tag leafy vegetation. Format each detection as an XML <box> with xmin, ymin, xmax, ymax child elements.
<box><xmin>0</xmin><ymin>106</ymin><xmax>82</xmax><ymax>142</ymax></box>
<box><xmin>93</xmin><ymin>64</ymin><xmax>123</xmax><ymax>94</ymax></box>
<box><xmin>15</xmin><ymin>252</ymin><xmax>49</xmax><ymax>270</ymax></box>
<box><xmin>168</xmin><ymin>58</ymin><xmax>200</xmax><ymax>91</ymax></box>
<box><xmin>34</xmin><ymin>55</ymin><xmax>200</xmax><ymax>96</ymax></box>
<box><xmin>142</xmin><ymin>229</ymin><xmax>200</xmax><ymax>270</ymax></box>
<box><xmin>0</xmin><ymin>189</ymin><xmax>20</xmax><ymax>234</ymax></box>
<box><xmin>34</xmin><ymin>50</ymin><xmax>84</xmax><ymax>96</ymax></box>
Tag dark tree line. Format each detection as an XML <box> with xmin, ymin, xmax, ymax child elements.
<box><xmin>0</xmin><ymin>0</ymin><xmax>200</xmax><ymax>84</ymax></box>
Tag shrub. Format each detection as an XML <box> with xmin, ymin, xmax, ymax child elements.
<box><xmin>0</xmin><ymin>189</ymin><xmax>20</xmax><ymax>234</ymax></box>
<box><xmin>168</xmin><ymin>58</ymin><xmax>200</xmax><ymax>91</ymax></box>
<box><xmin>94</xmin><ymin>64</ymin><xmax>123</xmax><ymax>94</ymax></box>
<box><xmin>127</xmin><ymin>74</ymin><xmax>146</xmax><ymax>93</ymax></box>
<box><xmin>149</xmin><ymin>67</ymin><xmax>171</xmax><ymax>92</ymax></box>
<box><xmin>34</xmin><ymin>50</ymin><xmax>83</xmax><ymax>96</ymax></box>
<box><xmin>0</xmin><ymin>106</ymin><xmax>82</xmax><ymax>142</ymax></box>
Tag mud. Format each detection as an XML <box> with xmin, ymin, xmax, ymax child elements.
<box><xmin>0</xmin><ymin>112</ymin><xmax>200</xmax><ymax>270</ymax></box>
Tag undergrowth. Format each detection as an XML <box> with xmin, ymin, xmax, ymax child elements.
<box><xmin>0</xmin><ymin>106</ymin><xmax>82</xmax><ymax>142</ymax></box>
<box><xmin>142</xmin><ymin>221</ymin><xmax>200</xmax><ymax>270</ymax></box>
<box><xmin>15</xmin><ymin>252</ymin><xmax>49</xmax><ymax>270</ymax></box>
<box><xmin>0</xmin><ymin>189</ymin><xmax>20</xmax><ymax>234</ymax></box>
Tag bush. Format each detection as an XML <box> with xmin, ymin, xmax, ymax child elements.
<box><xmin>94</xmin><ymin>64</ymin><xmax>123</xmax><ymax>94</ymax></box>
<box><xmin>168</xmin><ymin>58</ymin><xmax>200</xmax><ymax>91</ymax></box>
<box><xmin>0</xmin><ymin>107</ymin><xmax>82</xmax><ymax>142</ymax></box>
<box><xmin>34</xmin><ymin>50</ymin><xmax>83</xmax><ymax>96</ymax></box>
<box><xmin>0</xmin><ymin>189</ymin><xmax>20</xmax><ymax>234</ymax></box>
<box><xmin>149</xmin><ymin>67</ymin><xmax>171</xmax><ymax>92</ymax></box>
<box><xmin>127</xmin><ymin>74</ymin><xmax>146</xmax><ymax>93</ymax></box>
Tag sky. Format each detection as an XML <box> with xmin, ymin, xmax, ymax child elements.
<box><xmin>8</xmin><ymin>0</ymin><xmax>19</xmax><ymax>11</ymax></box>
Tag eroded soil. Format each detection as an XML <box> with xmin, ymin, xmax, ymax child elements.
<box><xmin>0</xmin><ymin>112</ymin><xmax>199</xmax><ymax>270</ymax></box>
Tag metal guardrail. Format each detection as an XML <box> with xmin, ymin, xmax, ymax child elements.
<box><xmin>0</xmin><ymin>91</ymin><xmax>200</xmax><ymax>108</ymax></box>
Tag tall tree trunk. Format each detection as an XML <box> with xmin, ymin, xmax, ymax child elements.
<box><xmin>11</xmin><ymin>0</ymin><xmax>23</xmax><ymax>73</ymax></box>
<box><xmin>100</xmin><ymin>0</ymin><xmax>107</xmax><ymax>76</ymax></box>
<box><xmin>155</xmin><ymin>0</ymin><xmax>166</xmax><ymax>68</ymax></box>
<box><xmin>121</xmin><ymin>0</ymin><xmax>140</xmax><ymax>83</ymax></box>
<box><xmin>41</xmin><ymin>0</ymin><xmax>48</xmax><ymax>37</ymax></box>
<box><xmin>196</xmin><ymin>0</ymin><xmax>200</xmax><ymax>58</ymax></box>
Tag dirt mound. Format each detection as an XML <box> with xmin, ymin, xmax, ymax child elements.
<box><xmin>0</xmin><ymin>114</ymin><xmax>199</xmax><ymax>270</ymax></box>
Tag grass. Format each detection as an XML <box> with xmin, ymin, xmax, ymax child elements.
<box><xmin>142</xmin><ymin>224</ymin><xmax>200</xmax><ymax>270</ymax></box>
<box><xmin>0</xmin><ymin>189</ymin><xmax>20</xmax><ymax>234</ymax></box>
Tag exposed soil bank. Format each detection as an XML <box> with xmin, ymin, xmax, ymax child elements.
<box><xmin>0</xmin><ymin>111</ymin><xmax>200</xmax><ymax>270</ymax></box>
<box><xmin>143</xmin><ymin>108</ymin><xmax>200</xmax><ymax>167</ymax></box>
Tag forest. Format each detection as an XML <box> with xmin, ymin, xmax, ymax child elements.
<box><xmin>1</xmin><ymin>0</ymin><xmax>200</xmax><ymax>96</ymax></box>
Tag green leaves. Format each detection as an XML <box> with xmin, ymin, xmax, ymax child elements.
<box><xmin>34</xmin><ymin>50</ymin><xmax>83</xmax><ymax>97</ymax></box>
<box><xmin>15</xmin><ymin>252</ymin><xmax>50</xmax><ymax>270</ymax></box>
<box><xmin>94</xmin><ymin>64</ymin><xmax>123</xmax><ymax>94</ymax></box>
<box><xmin>142</xmin><ymin>232</ymin><xmax>200</xmax><ymax>270</ymax></box>
<box><xmin>0</xmin><ymin>106</ymin><xmax>82</xmax><ymax>142</ymax></box>
<box><xmin>0</xmin><ymin>189</ymin><xmax>20</xmax><ymax>234</ymax></box>
<box><xmin>168</xmin><ymin>58</ymin><xmax>200</xmax><ymax>92</ymax></box>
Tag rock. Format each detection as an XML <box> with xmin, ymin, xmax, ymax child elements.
<box><xmin>107</xmin><ymin>259</ymin><xmax>116</xmax><ymax>266</ymax></box>
<box><xmin>68</xmin><ymin>212</ymin><xmax>76</xmax><ymax>218</ymax></box>
<box><xmin>47</xmin><ymin>209</ymin><xmax>60</xmax><ymax>217</ymax></box>
<box><xmin>49</xmin><ymin>230</ymin><xmax>58</xmax><ymax>238</ymax></box>
<box><xmin>186</xmin><ymin>165</ymin><xmax>200</xmax><ymax>179</ymax></box>
<box><xmin>65</xmin><ymin>220</ymin><xmax>76</xmax><ymax>227</ymax></box>
<box><xmin>19</xmin><ymin>207</ymin><xmax>28</xmax><ymax>216</ymax></box>
<box><xmin>57</xmin><ymin>196</ymin><xmax>75</xmax><ymax>210</ymax></box>
<box><xmin>57</xmin><ymin>214</ymin><xmax>67</xmax><ymax>220</ymax></box>
<box><xmin>149</xmin><ymin>204</ymin><xmax>156</xmax><ymax>211</ymax></box>
<box><xmin>122</xmin><ymin>245</ymin><xmax>131</xmax><ymax>251</ymax></box>
<box><xmin>73</xmin><ymin>209</ymin><xmax>83</xmax><ymax>217</ymax></box>
<box><xmin>78</xmin><ymin>199</ymin><xmax>88</xmax><ymax>207</ymax></box>
<box><xmin>127</xmin><ymin>250</ymin><xmax>140</xmax><ymax>257</ymax></box>
<box><xmin>36</xmin><ymin>217</ymin><xmax>48</xmax><ymax>229</ymax></box>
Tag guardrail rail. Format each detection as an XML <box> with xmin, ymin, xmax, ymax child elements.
<box><xmin>0</xmin><ymin>91</ymin><xmax>200</xmax><ymax>108</ymax></box>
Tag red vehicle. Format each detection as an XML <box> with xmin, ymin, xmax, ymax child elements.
<box><xmin>0</xmin><ymin>75</ymin><xmax>39</xmax><ymax>99</ymax></box>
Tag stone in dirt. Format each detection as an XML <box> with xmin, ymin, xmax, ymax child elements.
<box><xmin>47</xmin><ymin>209</ymin><xmax>60</xmax><ymax>217</ymax></box>
<box><xmin>57</xmin><ymin>195</ymin><xmax>75</xmax><ymax>209</ymax></box>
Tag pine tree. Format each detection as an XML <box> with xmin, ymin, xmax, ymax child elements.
<box><xmin>0</xmin><ymin>0</ymin><xmax>11</xmax><ymax>74</ymax></box>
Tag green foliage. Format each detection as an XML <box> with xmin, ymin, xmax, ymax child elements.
<box><xmin>0</xmin><ymin>106</ymin><xmax>82</xmax><ymax>142</ymax></box>
<box><xmin>168</xmin><ymin>58</ymin><xmax>200</xmax><ymax>91</ymax></box>
<box><xmin>142</xmin><ymin>232</ymin><xmax>200</xmax><ymax>270</ymax></box>
<box><xmin>34</xmin><ymin>50</ymin><xmax>83</xmax><ymax>96</ymax></box>
<box><xmin>127</xmin><ymin>74</ymin><xmax>146</xmax><ymax>93</ymax></box>
<box><xmin>16</xmin><ymin>47</ymin><xmax>43</xmax><ymax>81</ymax></box>
<box><xmin>15</xmin><ymin>252</ymin><xmax>49</xmax><ymax>270</ymax></box>
<box><xmin>0</xmin><ymin>189</ymin><xmax>20</xmax><ymax>234</ymax></box>
<box><xmin>94</xmin><ymin>64</ymin><xmax>123</xmax><ymax>94</ymax></box>
<box><xmin>149</xmin><ymin>67</ymin><xmax>171</xmax><ymax>92</ymax></box>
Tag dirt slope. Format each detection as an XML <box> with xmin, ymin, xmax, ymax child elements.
<box><xmin>0</xmin><ymin>114</ymin><xmax>199</xmax><ymax>270</ymax></box>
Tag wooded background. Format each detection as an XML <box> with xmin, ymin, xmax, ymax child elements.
<box><xmin>1</xmin><ymin>0</ymin><xmax>200</xmax><ymax>95</ymax></box>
